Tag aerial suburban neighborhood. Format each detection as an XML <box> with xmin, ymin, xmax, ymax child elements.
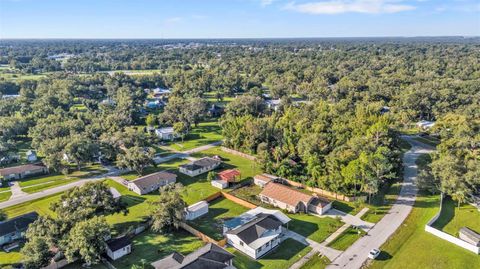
<box><xmin>0</xmin><ymin>1</ymin><xmax>479</xmax><ymax>269</ymax></box>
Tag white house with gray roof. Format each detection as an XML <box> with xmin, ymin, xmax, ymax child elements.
<box><xmin>127</xmin><ymin>171</ymin><xmax>177</xmax><ymax>195</ymax></box>
<box><xmin>179</xmin><ymin>157</ymin><xmax>221</xmax><ymax>177</ymax></box>
<box><xmin>224</xmin><ymin>207</ymin><xmax>290</xmax><ymax>259</ymax></box>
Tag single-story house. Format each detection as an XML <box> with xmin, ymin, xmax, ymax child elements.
<box><xmin>152</xmin><ymin>88</ymin><xmax>172</xmax><ymax>99</ymax></box>
<box><xmin>459</xmin><ymin>227</ymin><xmax>480</xmax><ymax>247</ymax></box>
<box><xmin>151</xmin><ymin>243</ymin><xmax>235</xmax><ymax>269</ymax></box>
<box><xmin>105</xmin><ymin>235</ymin><xmax>132</xmax><ymax>261</ymax></box>
<box><xmin>223</xmin><ymin>207</ymin><xmax>290</xmax><ymax>234</ymax></box>
<box><xmin>416</xmin><ymin>120</ymin><xmax>436</xmax><ymax>130</ymax></box>
<box><xmin>155</xmin><ymin>127</ymin><xmax>179</xmax><ymax>141</ymax></box>
<box><xmin>146</xmin><ymin>100</ymin><xmax>164</xmax><ymax>109</ymax></box>
<box><xmin>253</xmin><ymin>174</ymin><xmax>278</xmax><ymax>188</ymax></box>
<box><xmin>128</xmin><ymin>171</ymin><xmax>177</xmax><ymax>195</ymax></box>
<box><xmin>179</xmin><ymin>157</ymin><xmax>221</xmax><ymax>177</ymax></box>
<box><xmin>208</xmin><ymin>104</ymin><xmax>224</xmax><ymax>117</ymax></box>
<box><xmin>225</xmin><ymin>209</ymin><xmax>290</xmax><ymax>259</ymax></box>
<box><xmin>0</xmin><ymin>164</ymin><xmax>47</xmax><ymax>180</ymax></box>
<box><xmin>184</xmin><ymin>200</ymin><xmax>209</xmax><ymax>221</ymax></box>
<box><xmin>0</xmin><ymin>212</ymin><xmax>39</xmax><ymax>246</ymax></box>
<box><xmin>259</xmin><ymin>182</ymin><xmax>332</xmax><ymax>214</ymax></box>
<box><xmin>25</xmin><ymin>150</ymin><xmax>37</xmax><ymax>162</ymax></box>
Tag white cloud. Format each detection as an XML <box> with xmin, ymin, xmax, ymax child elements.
<box><xmin>260</xmin><ymin>0</ymin><xmax>276</xmax><ymax>6</ymax></box>
<box><xmin>164</xmin><ymin>17</ymin><xmax>183</xmax><ymax>24</ymax></box>
<box><xmin>285</xmin><ymin>0</ymin><xmax>416</xmax><ymax>14</ymax></box>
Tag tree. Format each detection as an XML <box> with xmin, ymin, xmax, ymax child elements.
<box><xmin>173</xmin><ymin>121</ymin><xmax>188</xmax><ymax>142</ymax></box>
<box><xmin>21</xmin><ymin>237</ymin><xmax>52</xmax><ymax>269</ymax></box>
<box><xmin>207</xmin><ymin>171</ymin><xmax>217</xmax><ymax>182</ymax></box>
<box><xmin>64</xmin><ymin>216</ymin><xmax>111</xmax><ymax>266</ymax></box>
<box><xmin>50</xmin><ymin>181</ymin><xmax>128</xmax><ymax>223</ymax></box>
<box><xmin>150</xmin><ymin>183</ymin><xmax>187</xmax><ymax>232</ymax></box>
<box><xmin>145</xmin><ymin>114</ymin><xmax>156</xmax><ymax>127</ymax></box>
<box><xmin>0</xmin><ymin>209</ymin><xmax>6</xmax><ymax>221</ymax></box>
<box><xmin>117</xmin><ymin>146</ymin><xmax>155</xmax><ymax>175</ymax></box>
<box><xmin>64</xmin><ymin>135</ymin><xmax>98</xmax><ymax>170</ymax></box>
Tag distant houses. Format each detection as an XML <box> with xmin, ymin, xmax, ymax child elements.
<box><xmin>416</xmin><ymin>120</ymin><xmax>436</xmax><ymax>130</ymax></box>
<box><xmin>151</xmin><ymin>242</ymin><xmax>234</xmax><ymax>269</ymax></box>
<box><xmin>0</xmin><ymin>164</ymin><xmax>48</xmax><ymax>180</ymax></box>
<box><xmin>179</xmin><ymin>157</ymin><xmax>221</xmax><ymax>177</ymax></box>
<box><xmin>25</xmin><ymin>150</ymin><xmax>37</xmax><ymax>162</ymax></box>
<box><xmin>224</xmin><ymin>207</ymin><xmax>290</xmax><ymax>259</ymax></box>
<box><xmin>184</xmin><ymin>200</ymin><xmax>209</xmax><ymax>221</ymax></box>
<box><xmin>127</xmin><ymin>171</ymin><xmax>177</xmax><ymax>195</ymax></box>
<box><xmin>259</xmin><ymin>182</ymin><xmax>332</xmax><ymax>215</ymax></box>
<box><xmin>0</xmin><ymin>212</ymin><xmax>39</xmax><ymax>248</ymax></box>
<box><xmin>105</xmin><ymin>235</ymin><xmax>132</xmax><ymax>261</ymax></box>
<box><xmin>155</xmin><ymin>127</ymin><xmax>179</xmax><ymax>141</ymax></box>
<box><xmin>151</xmin><ymin>88</ymin><xmax>172</xmax><ymax>99</ymax></box>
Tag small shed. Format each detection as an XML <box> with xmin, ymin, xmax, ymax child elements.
<box><xmin>109</xmin><ymin>187</ymin><xmax>122</xmax><ymax>201</ymax></box>
<box><xmin>217</xmin><ymin>169</ymin><xmax>241</xmax><ymax>183</ymax></box>
<box><xmin>185</xmin><ymin>201</ymin><xmax>209</xmax><ymax>220</ymax></box>
<box><xmin>459</xmin><ymin>227</ymin><xmax>480</xmax><ymax>247</ymax></box>
<box><xmin>254</xmin><ymin>174</ymin><xmax>277</xmax><ymax>188</ymax></box>
<box><xmin>106</xmin><ymin>235</ymin><xmax>132</xmax><ymax>260</ymax></box>
<box><xmin>211</xmin><ymin>179</ymin><xmax>229</xmax><ymax>189</ymax></box>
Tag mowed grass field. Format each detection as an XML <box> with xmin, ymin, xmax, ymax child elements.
<box><xmin>368</xmin><ymin>193</ymin><xmax>480</xmax><ymax>269</ymax></box>
<box><xmin>431</xmin><ymin>197</ymin><xmax>480</xmax><ymax>236</ymax></box>
<box><xmin>287</xmin><ymin>213</ymin><xmax>344</xmax><ymax>243</ymax></box>
<box><xmin>229</xmin><ymin>238</ymin><xmax>312</xmax><ymax>269</ymax></box>
<box><xmin>167</xmin><ymin>121</ymin><xmax>223</xmax><ymax>151</ymax></box>
<box><xmin>299</xmin><ymin>253</ymin><xmax>330</xmax><ymax>269</ymax></box>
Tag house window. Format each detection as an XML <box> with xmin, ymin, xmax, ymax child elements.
<box><xmin>266</xmin><ymin>241</ymin><xmax>270</xmax><ymax>248</ymax></box>
<box><xmin>240</xmin><ymin>241</ymin><xmax>244</xmax><ymax>246</ymax></box>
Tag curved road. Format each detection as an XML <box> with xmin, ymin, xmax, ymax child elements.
<box><xmin>327</xmin><ymin>136</ymin><xmax>434</xmax><ymax>269</ymax></box>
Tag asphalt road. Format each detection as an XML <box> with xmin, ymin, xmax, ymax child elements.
<box><xmin>327</xmin><ymin>136</ymin><xmax>434</xmax><ymax>269</ymax></box>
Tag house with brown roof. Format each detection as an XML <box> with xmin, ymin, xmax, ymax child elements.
<box><xmin>0</xmin><ymin>164</ymin><xmax>47</xmax><ymax>180</ymax></box>
<box><xmin>259</xmin><ymin>182</ymin><xmax>332</xmax><ymax>214</ymax></box>
<box><xmin>128</xmin><ymin>171</ymin><xmax>177</xmax><ymax>195</ymax></box>
<box><xmin>253</xmin><ymin>174</ymin><xmax>278</xmax><ymax>187</ymax></box>
<box><xmin>211</xmin><ymin>169</ymin><xmax>241</xmax><ymax>189</ymax></box>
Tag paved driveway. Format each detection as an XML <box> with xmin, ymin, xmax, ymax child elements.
<box><xmin>327</xmin><ymin>137</ymin><xmax>434</xmax><ymax>269</ymax></box>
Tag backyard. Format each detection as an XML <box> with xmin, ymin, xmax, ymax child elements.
<box><xmin>431</xmin><ymin>197</ymin><xmax>480</xmax><ymax>236</ymax></box>
<box><xmin>188</xmin><ymin>197</ymin><xmax>250</xmax><ymax>240</ymax></box>
<box><xmin>165</xmin><ymin>121</ymin><xmax>223</xmax><ymax>151</ymax></box>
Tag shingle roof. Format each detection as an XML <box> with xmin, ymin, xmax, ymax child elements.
<box><xmin>0</xmin><ymin>212</ymin><xmax>39</xmax><ymax>237</ymax></box>
<box><xmin>129</xmin><ymin>171</ymin><xmax>177</xmax><ymax>189</ymax></box>
<box><xmin>106</xmin><ymin>235</ymin><xmax>131</xmax><ymax>252</ymax></box>
<box><xmin>254</xmin><ymin>174</ymin><xmax>277</xmax><ymax>182</ymax></box>
<box><xmin>179</xmin><ymin>157</ymin><xmax>221</xmax><ymax>172</ymax></box>
<box><xmin>151</xmin><ymin>243</ymin><xmax>234</xmax><ymax>269</ymax></box>
<box><xmin>0</xmin><ymin>164</ymin><xmax>45</xmax><ymax>176</ymax></box>
<box><xmin>260</xmin><ymin>182</ymin><xmax>314</xmax><ymax>207</ymax></box>
<box><xmin>217</xmin><ymin>169</ymin><xmax>240</xmax><ymax>182</ymax></box>
<box><xmin>226</xmin><ymin>213</ymin><xmax>283</xmax><ymax>244</ymax></box>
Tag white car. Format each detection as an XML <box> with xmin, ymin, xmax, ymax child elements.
<box><xmin>368</xmin><ymin>248</ymin><xmax>381</xmax><ymax>259</ymax></box>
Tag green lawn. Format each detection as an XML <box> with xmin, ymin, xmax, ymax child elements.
<box><xmin>192</xmin><ymin>146</ymin><xmax>262</xmax><ymax>180</ymax></box>
<box><xmin>361</xmin><ymin>181</ymin><xmax>402</xmax><ymax>223</ymax></box>
<box><xmin>229</xmin><ymin>184</ymin><xmax>263</xmax><ymax>205</ymax></box>
<box><xmin>332</xmin><ymin>200</ymin><xmax>363</xmax><ymax>215</ymax></box>
<box><xmin>111</xmin><ymin>230</ymin><xmax>204</xmax><ymax>269</ymax></box>
<box><xmin>0</xmin><ymin>191</ymin><xmax>12</xmax><ymax>202</ymax></box>
<box><xmin>167</xmin><ymin>121</ymin><xmax>223</xmax><ymax>151</ymax></box>
<box><xmin>432</xmin><ymin>197</ymin><xmax>480</xmax><ymax>236</ymax></box>
<box><xmin>0</xmin><ymin>247</ymin><xmax>23</xmax><ymax>268</ymax></box>
<box><xmin>3</xmin><ymin>193</ymin><xmax>60</xmax><ymax>218</ymax></box>
<box><xmin>327</xmin><ymin>227</ymin><xmax>366</xmax><ymax>251</ymax></box>
<box><xmin>229</xmin><ymin>238</ymin><xmax>312</xmax><ymax>269</ymax></box>
<box><xmin>288</xmin><ymin>213</ymin><xmax>344</xmax><ymax>243</ymax></box>
<box><xmin>368</xmin><ymin>193</ymin><xmax>480</xmax><ymax>269</ymax></box>
<box><xmin>188</xmin><ymin>197</ymin><xmax>250</xmax><ymax>240</ymax></box>
<box><xmin>299</xmin><ymin>253</ymin><xmax>330</xmax><ymax>269</ymax></box>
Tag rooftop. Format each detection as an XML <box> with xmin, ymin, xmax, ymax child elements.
<box><xmin>226</xmin><ymin>213</ymin><xmax>283</xmax><ymax>245</ymax></box>
<box><xmin>106</xmin><ymin>235</ymin><xmax>131</xmax><ymax>252</ymax></box>
<box><xmin>0</xmin><ymin>164</ymin><xmax>45</xmax><ymax>176</ymax></box>
<box><xmin>129</xmin><ymin>171</ymin><xmax>177</xmax><ymax>189</ymax></box>
<box><xmin>0</xmin><ymin>212</ymin><xmax>39</xmax><ymax>237</ymax></box>
<box><xmin>179</xmin><ymin>157</ymin><xmax>221</xmax><ymax>172</ymax></box>
<box><xmin>217</xmin><ymin>169</ymin><xmax>241</xmax><ymax>182</ymax></box>
<box><xmin>151</xmin><ymin>243</ymin><xmax>234</xmax><ymax>269</ymax></box>
<box><xmin>260</xmin><ymin>182</ymin><xmax>314</xmax><ymax>207</ymax></box>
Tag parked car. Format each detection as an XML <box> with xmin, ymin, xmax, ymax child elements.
<box><xmin>368</xmin><ymin>248</ymin><xmax>381</xmax><ymax>259</ymax></box>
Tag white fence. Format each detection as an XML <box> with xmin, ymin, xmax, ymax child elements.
<box><xmin>425</xmin><ymin>194</ymin><xmax>480</xmax><ymax>254</ymax></box>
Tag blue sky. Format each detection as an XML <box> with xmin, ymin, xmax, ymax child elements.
<box><xmin>0</xmin><ymin>0</ymin><xmax>479</xmax><ymax>38</ymax></box>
